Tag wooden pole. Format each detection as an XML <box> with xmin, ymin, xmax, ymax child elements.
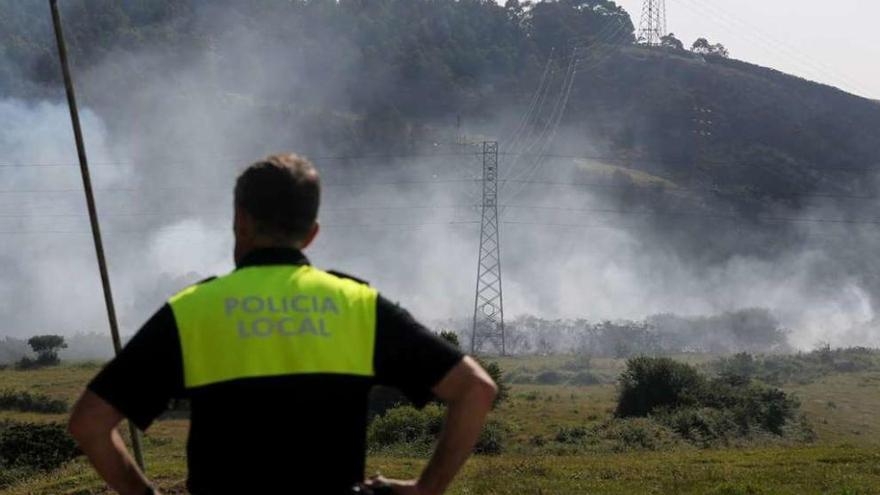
<box><xmin>49</xmin><ymin>0</ymin><xmax>146</xmax><ymax>470</ymax></box>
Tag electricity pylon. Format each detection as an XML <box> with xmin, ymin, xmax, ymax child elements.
<box><xmin>471</xmin><ymin>141</ymin><xmax>505</xmax><ymax>355</ymax></box>
<box><xmin>638</xmin><ymin>0</ymin><xmax>667</xmax><ymax>46</ymax></box>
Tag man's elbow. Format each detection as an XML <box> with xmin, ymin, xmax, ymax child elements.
<box><xmin>67</xmin><ymin>408</ymin><xmax>91</xmax><ymax>444</ymax></box>
<box><xmin>469</xmin><ymin>370</ymin><xmax>498</xmax><ymax>408</ymax></box>
<box><xmin>67</xmin><ymin>391</ymin><xmax>119</xmax><ymax>446</ymax></box>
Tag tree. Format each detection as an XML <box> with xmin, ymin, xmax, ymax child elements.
<box><xmin>21</xmin><ymin>335</ymin><xmax>67</xmax><ymax>368</ymax></box>
<box><xmin>660</xmin><ymin>33</ymin><xmax>684</xmax><ymax>51</ymax></box>
<box><xmin>691</xmin><ymin>37</ymin><xmax>729</xmax><ymax>58</ymax></box>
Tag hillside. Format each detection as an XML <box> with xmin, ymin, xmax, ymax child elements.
<box><xmin>3</xmin><ymin>1</ymin><xmax>878</xmax><ymax>206</ymax></box>
<box><xmin>3</xmin><ymin>0</ymin><xmax>880</xmax><ymax>337</ymax></box>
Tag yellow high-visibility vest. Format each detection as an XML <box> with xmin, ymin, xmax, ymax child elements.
<box><xmin>169</xmin><ymin>265</ymin><xmax>378</xmax><ymax>389</ymax></box>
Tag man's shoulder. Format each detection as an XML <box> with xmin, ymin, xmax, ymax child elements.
<box><xmin>325</xmin><ymin>269</ymin><xmax>370</xmax><ymax>286</ymax></box>
<box><xmin>168</xmin><ymin>275</ymin><xmax>220</xmax><ymax>303</ymax></box>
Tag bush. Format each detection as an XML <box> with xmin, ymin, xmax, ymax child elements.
<box><xmin>616</xmin><ymin>357</ymin><xmax>706</xmax><ymax>417</ymax></box>
<box><xmin>657</xmin><ymin>407</ymin><xmax>739</xmax><ymax>446</ymax></box>
<box><xmin>438</xmin><ymin>330</ymin><xmax>460</xmax><ymax>348</ymax></box>
<box><xmin>534</xmin><ymin>370</ymin><xmax>566</xmax><ymax>385</ymax></box>
<box><xmin>709</xmin><ymin>347</ymin><xmax>880</xmax><ymax>386</ymax></box>
<box><xmin>505</xmin><ymin>369</ymin><xmax>534</xmax><ymax>384</ymax></box>
<box><xmin>561</xmin><ymin>354</ymin><xmax>592</xmax><ymax>372</ymax></box>
<box><xmin>474</xmin><ymin>419</ymin><xmax>506</xmax><ymax>455</ymax></box>
<box><xmin>599</xmin><ymin>418</ymin><xmax>680</xmax><ymax>451</ymax></box>
<box><xmin>0</xmin><ymin>422</ymin><xmax>79</xmax><ymax>472</ymax></box>
<box><xmin>568</xmin><ymin>371</ymin><xmax>600</xmax><ymax>386</ymax></box>
<box><xmin>476</xmin><ymin>359</ymin><xmax>509</xmax><ymax>406</ymax></box>
<box><xmin>617</xmin><ymin>357</ymin><xmax>804</xmax><ymax>442</ymax></box>
<box><xmin>14</xmin><ymin>353</ymin><xmax>60</xmax><ymax>370</ymax></box>
<box><xmin>368</xmin><ymin>404</ymin><xmax>505</xmax><ymax>455</ymax></box>
<box><xmin>0</xmin><ymin>390</ymin><xmax>67</xmax><ymax>414</ymax></box>
<box><xmin>554</xmin><ymin>426</ymin><xmax>589</xmax><ymax>444</ymax></box>
<box><xmin>367</xmin><ymin>405</ymin><xmax>445</xmax><ymax>448</ymax></box>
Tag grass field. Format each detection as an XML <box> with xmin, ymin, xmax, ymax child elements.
<box><xmin>2</xmin><ymin>355</ymin><xmax>880</xmax><ymax>495</ymax></box>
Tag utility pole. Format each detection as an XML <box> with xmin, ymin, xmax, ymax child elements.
<box><xmin>49</xmin><ymin>0</ymin><xmax>145</xmax><ymax>470</ymax></box>
<box><xmin>471</xmin><ymin>141</ymin><xmax>506</xmax><ymax>355</ymax></box>
<box><xmin>638</xmin><ymin>0</ymin><xmax>667</xmax><ymax>46</ymax></box>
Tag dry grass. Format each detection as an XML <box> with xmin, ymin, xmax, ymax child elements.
<box><xmin>2</xmin><ymin>356</ymin><xmax>879</xmax><ymax>494</ymax></box>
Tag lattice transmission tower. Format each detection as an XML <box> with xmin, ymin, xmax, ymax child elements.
<box><xmin>638</xmin><ymin>0</ymin><xmax>667</xmax><ymax>46</ymax></box>
<box><xmin>471</xmin><ymin>141</ymin><xmax>505</xmax><ymax>355</ymax></box>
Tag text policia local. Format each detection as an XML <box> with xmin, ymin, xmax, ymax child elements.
<box><xmin>225</xmin><ymin>296</ymin><xmax>340</xmax><ymax>338</ymax></box>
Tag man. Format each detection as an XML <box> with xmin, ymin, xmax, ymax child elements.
<box><xmin>68</xmin><ymin>154</ymin><xmax>498</xmax><ymax>495</ymax></box>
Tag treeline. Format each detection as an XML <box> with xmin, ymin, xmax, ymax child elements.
<box><xmin>458</xmin><ymin>308</ymin><xmax>791</xmax><ymax>356</ymax></box>
<box><xmin>0</xmin><ymin>0</ymin><xmax>632</xmax><ymax>118</ymax></box>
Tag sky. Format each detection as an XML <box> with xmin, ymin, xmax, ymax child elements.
<box><xmin>518</xmin><ymin>0</ymin><xmax>880</xmax><ymax>100</ymax></box>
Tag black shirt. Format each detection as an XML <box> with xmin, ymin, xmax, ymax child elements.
<box><xmin>88</xmin><ymin>248</ymin><xmax>463</xmax><ymax>494</ymax></box>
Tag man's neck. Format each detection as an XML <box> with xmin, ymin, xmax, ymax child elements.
<box><xmin>235</xmin><ymin>240</ymin><xmax>303</xmax><ymax>265</ymax></box>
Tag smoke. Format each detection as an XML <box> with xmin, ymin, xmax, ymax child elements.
<box><xmin>0</xmin><ymin>2</ymin><xmax>878</xmax><ymax>352</ymax></box>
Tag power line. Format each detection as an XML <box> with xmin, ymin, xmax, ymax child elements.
<box><xmin>0</xmin><ymin>204</ymin><xmax>479</xmax><ymax>220</ymax></box>
<box><xmin>668</xmin><ymin>0</ymin><xmax>874</xmax><ymax>97</ymax></box>
<box><xmin>501</xmin><ymin>204</ymin><xmax>880</xmax><ymax>227</ymax></box>
<box><xmin>0</xmin><ymin>151</ymin><xmax>480</xmax><ymax>169</ymax></box>
<box><xmin>500</xmin><ymin>151</ymin><xmax>880</xmax><ymax>174</ymax></box>
<box><xmin>499</xmin><ymin>178</ymin><xmax>880</xmax><ymax>202</ymax></box>
<box><xmin>0</xmin><ymin>220</ymin><xmax>480</xmax><ymax>236</ymax></box>
<box><xmin>0</xmin><ymin>178</ymin><xmax>479</xmax><ymax>195</ymax></box>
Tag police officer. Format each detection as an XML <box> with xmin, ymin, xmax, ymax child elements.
<box><xmin>68</xmin><ymin>154</ymin><xmax>498</xmax><ymax>495</ymax></box>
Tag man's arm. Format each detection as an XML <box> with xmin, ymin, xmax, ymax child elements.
<box><xmin>68</xmin><ymin>391</ymin><xmax>158</xmax><ymax>495</ymax></box>
<box><xmin>72</xmin><ymin>304</ymin><xmax>183</xmax><ymax>494</ymax></box>
<box><xmin>371</xmin><ymin>356</ymin><xmax>497</xmax><ymax>495</ymax></box>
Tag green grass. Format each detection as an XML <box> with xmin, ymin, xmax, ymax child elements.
<box><xmin>2</xmin><ymin>357</ymin><xmax>880</xmax><ymax>494</ymax></box>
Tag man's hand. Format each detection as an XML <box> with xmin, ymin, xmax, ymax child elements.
<box><xmin>366</xmin><ymin>475</ymin><xmax>420</xmax><ymax>495</ymax></box>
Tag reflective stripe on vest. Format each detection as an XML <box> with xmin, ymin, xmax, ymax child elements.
<box><xmin>169</xmin><ymin>265</ymin><xmax>377</xmax><ymax>388</ymax></box>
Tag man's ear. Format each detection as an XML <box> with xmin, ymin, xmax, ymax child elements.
<box><xmin>234</xmin><ymin>208</ymin><xmax>251</xmax><ymax>239</ymax></box>
<box><xmin>300</xmin><ymin>222</ymin><xmax>320</xmax><ymax>250</ymax></box>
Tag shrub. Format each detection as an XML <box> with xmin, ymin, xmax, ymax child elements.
<box><xmin>714</xmin><ymin>352</ymin><xmax>757</xmax><ymax>385</ymax></box>
<box><xmin>657</xmin><ymin>407</ymin><xmax>739</xmax><ymax>446</ymax></box>
<box><xmin>568</xmin><ymin>371</ymin><xmax>600</xmax><ymax>386</ymax></box>
<box><xmin>701</xmin><ymin>379</ymin><xmax>799</xmax><ymax>436</ymax></box>
<box><xmin>555</xmin><ymin>426</ymin><xmax>589</xmax><ymax>444</ymax></box>
<box><xmin>561</xmin><ymin>354</ymin><xmax>592</xmax><ymax>372</ymax></box>
<box><xmin>367</xmin><ymin>405</ymin><xmax>445</xmax><ymax>448</ymax></box>
<box><xmin>505</xmin><ymin>369</ymin><xmax>534</xmax><ymax>384</ymax></box>
<box><xmin>368</xmin><ymin>404</ymin><xmax>505</xmax><ymax>455</ymax></box>
<box><xmin>618</xmin><ymin>357</ymin><xmax>803</xmax><ymax>442</ymax></box>
<box><xmin>476</xmin><ymin>359</ymin><xmax>509</xmax><ymax>406</ymax></box>
<box><xmin>0</xmin><ymin>390</ymin><xmax>67</xmax><ymax>414</ymax></box>
<box><xmin>0</xmin><ymin>422</ymin><xmax>79</xmax><ymax>472</ymax></box>
<box><xmin>474</xmin><ymin>419</ymin><xmax>506</xmax><ymax>455</ymax></box>
<box><xmin>534</xmin><ymin>370</ymin><xmax>566</xmax><ymax>385</ymax></box>
<box><xmin>438</xmin><ymin>330</ymin><xmax>460</xmax><ymax>348</ymax></box>
<box><xmin>600</xmin><ymin>418</ymin><xmax>679</xmax><ymax>451</ymax></box>
<box><xmin>616</xmin><ymin>357</ymin><xmax>706</xmax><ymax>417</ymax></box>
<box><xmin>15</xmin><ymin>353</ymin><xmax>60</xmax><ymax>370</ymax></box>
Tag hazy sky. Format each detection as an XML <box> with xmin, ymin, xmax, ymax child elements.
<box><xmin>515</xmin><ymin>0</ymin><xmax>880</xmax><ymax>100</ymax></box>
